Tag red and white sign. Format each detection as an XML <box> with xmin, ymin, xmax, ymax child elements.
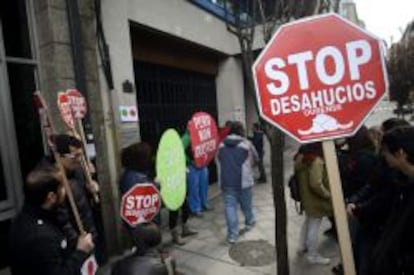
<box><xmin>57</xmin><ymin>91</ymin><xmax>75</xmax><ymax>129</ymax></box>
<box><xmin>120</xmin><ymin>183</ymin><xmax>161</xmax><ymax>227</ymax></box>
<box><xmin>66</xmin><ymin>89</ymin><xmax>87</xmax><ymax>119</ymax></box>
<box><xmin>253</xmin><ymin>13</ymin><xmax>388</xmax><ymax>143</ymax></box>
<box><xmin>187</xmin><ymin>112</ymin><xmax>219</xmax><ymax>168</ymax></box>
<box><xmin>81</xmin><ymin>255</ymin><xmax>98</xmax><ymax>275</ymax></box>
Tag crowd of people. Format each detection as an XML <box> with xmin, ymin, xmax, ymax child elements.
<box><xmin>7</xmin><ymin>119</ymin><xmax>264</xmax><ymax>275</ymax></box>
<box><xmin>9</xmin><ymin>114</ymin><xmax>414</xmax><ymax>275</ymax></box>
<box><xmin>293</xmin><ymin>118</ymin><xmax>414</xmax><ymax>275</ymax></box>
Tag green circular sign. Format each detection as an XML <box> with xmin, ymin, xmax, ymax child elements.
<box><xmin>156</xmin><ymin>129</ymin><xmax>186</xmax><ymax>210</ymax></box>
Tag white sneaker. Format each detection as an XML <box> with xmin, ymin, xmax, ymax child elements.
<box><xmin>306</xmin><ymin>255</ymin><xmax>331</xmax><ymax>265</ymax></box>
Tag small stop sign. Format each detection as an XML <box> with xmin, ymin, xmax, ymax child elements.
<box><xmin>253</xmin><ymin>13</ymin><xmax>388</xmax><ymax>143</ymax></box>
<box><xmin>120</xmin><ymin>184</ymin><xmax>161</xmax><ymax>227</ymax></box>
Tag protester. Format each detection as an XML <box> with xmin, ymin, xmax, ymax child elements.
<box><xmin>343</xmin><ymin>126</ymin><xmax>380</xmax><ymax>275</ymax></box>
<box><xmin>218</xmin><ymin>120</ymin><xmax>232</xmax><ymax>143</ymax></box>
<box><xmin>9</xmin><ymin>162</ymin><xmax>94</xmax><ymax>275</ymax></box>
<box><xmin>249</xmin><ymin>122</ymin><xmax>267</xmax><ymax>183</ymax></box>
<box><xmin>370</xmin><ymin>126</ymin><xmax>414</xmax><ymax>275</ymax></box>
<box><xmin>216</xmin><ymin>121</ymin><xmax>258</xmax><ymax>244</ymax></box>
<box><xmin>182</xmin><ymin>129</ymin><xmax>211</xmax><ymax>217</ymax></box>
<box><xmin>54</xmin><ymin>134</ymin><xmax>99</xmax><ymax>252</ymax></box>
<box><xmin>343</xmin><ymin>119</ymin><xmax>411</xmax><ymax>275</ymax></box>
<box><xmin>120</xmin><ymin>142</ymin><xmax>157</xmax><ymax>195</ymax></box>
<box><xmin>295</xmin><ymin>142</ymin><xmax>332</xmax><ymax>265</ymax></box>
<box><xmin>120</xmin><ymin>142</ymin><xmax>163</xmax><ymax>252</ymax></box>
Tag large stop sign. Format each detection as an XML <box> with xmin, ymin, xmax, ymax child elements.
<box><xmin>253</xmin><ymin>13</ymin><xmax>388</xmax><ymax>143</ymax></box>
<box><xmin>120</xmin><ymin>184</ymin><xmax>161</xmax><ymax>227</ymax></box>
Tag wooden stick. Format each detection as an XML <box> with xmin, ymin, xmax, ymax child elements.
<box><xmin>55</xmin><ymin>152</ymin><xmax>85</xmax><ymax>234</ymax></box>
<box><xmin>322</xmin><ymin>140</ymin><xmax>355</xmax><ymax>275</ymax></box>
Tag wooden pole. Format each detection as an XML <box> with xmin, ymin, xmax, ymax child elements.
<box><xmin>55</xmin><ymin>152</ymin><xmax>85</xmax><ymax>234</ymax></box>
<box><xmin>322</xmin><ymin>140</ymin><xmax>355</xmax><ymax>275</ymax></box>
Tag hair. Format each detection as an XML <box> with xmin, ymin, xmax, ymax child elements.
<box><xmin>381</xmin><ymin>118</ymin><xmax>410</xmax><ymax>133</ymax></box>
<box><xmin>382</xmin><ymin>126</ymin><xmax>414</xmax><ymax>164</ymax></box>
<box><xmin>53</xmin><ymin>134</ymin><xmax>82</xmax><ymax>155</ymax></box>
<box><xmin>347</xmin><ymin>125</ymin><xmax>376</xmax><ymax>154</ymax></box>
<box><xmin>24</xmin><ymin>162</ymin><xmax>62</xmax><ymax>206</ymax></box>
<box><xmin>121</xmin><ymin>142</ymin><xmax>153</xmax><ymax>172</ymax></box>
<box><xmin>297</xmin><ymin>142</ymin><xmax>323</xmax><ymax>165</ymax></box>
<box><xmin>224</xmin><ymin>120</ymin><xmax>233</xmax><ymax>128</ymax></box>
<box><xmin>130</xmin><ymin>223</ymin><xmax>162</xmax><ymax>256</ymax></box>
<box><xmin>229</xmin><ymin>121</ymin><xmax>245</xmax><ymax>136</ymax></box>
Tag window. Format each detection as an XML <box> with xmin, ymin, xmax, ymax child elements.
<box><xmin>0</xmin><ymin>0</ymin><xmax>42</xmax><ymax>271</ymax></box>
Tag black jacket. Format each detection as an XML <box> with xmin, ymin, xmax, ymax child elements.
<box><xmin>348</xmin><ymin>160</ymin><xmax>397</xmax><ymax>233</ymax></box>
<box><xmin>9</xmin><ymin>204</ymin><xmax>89</xmax><ymax>275</ymax></box>
<box><xmin>57</xmin><ymin>169</ymin><xmax>98</xmax><ymax>250</ymax></box>
<box><xmin>370</xmin><ymin>174</ymin><xmax>414</xmax><ymax>275</ymax></box>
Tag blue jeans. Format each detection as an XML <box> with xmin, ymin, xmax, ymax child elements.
<box><xmin>187</xmin><ymin>165</ymin><xmax>209</xmax><ymax>213</ymax></box>
<box><xmin>223</xmin><ymin>188</ymin><xmax>255</xmax><ymax>241</ymax></box>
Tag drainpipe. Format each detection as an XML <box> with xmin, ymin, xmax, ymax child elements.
<box><xmin>66</xmin><ymin>0</ymin><xmax>92</xmax><ymax>134</ymax></box>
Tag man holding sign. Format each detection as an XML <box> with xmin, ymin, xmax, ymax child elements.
<box><xmin>9</xmin><ymin>163</ymin><xmax>94</xmax><ymax>275</ymax></box>
<box><xmin>54</xmin><ymin>135</ymin><xmax>99</xmax><ymax>255</ymax></box>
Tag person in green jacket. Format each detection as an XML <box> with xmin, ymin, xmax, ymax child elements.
<box><xmin>295</xmin><ymin>142</ymin><xmax>332</xmax><ymax>265</ymax></box>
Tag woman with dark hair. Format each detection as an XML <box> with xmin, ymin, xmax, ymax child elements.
<box><xmin>295</xmin><ymin>142</ymin><xmax>332</xmax><ymax>265</ymax></box>
<box><xmin>120</xmin><ymin>142</ymin><xmax>154</xmax><ymax>194</ymax></box>
<box><xmin>120</xmin><ymin>142</ymin><xmax>161</xmax><ymax>253</ymax></box>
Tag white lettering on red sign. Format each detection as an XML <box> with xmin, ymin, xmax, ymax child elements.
<box><xmin>265</xmin><ymin>40</ymin><xmax>372</xmax><ymax>94</ymax></box>
<box><xmin>125</xmin><ymin>194</ymin><xmax>159</xmax><ymax>210</ymax></box>
<box><xmin>193</xmin><ymin>115</ymin><xmax>211</xmax><ymax>129</ymax></box>
<box><xmin>264</xmin><ymin>40</ymin><xmax>376</xmax><ymax>116</ymax></box>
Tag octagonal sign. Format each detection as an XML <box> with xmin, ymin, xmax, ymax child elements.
<box><xmin>253</xmin><ymin>13</ymin><xmax>388</xmax><ymax>143</ymax></box>
<box><xmin>120</xmin><ymin>183</ymin><xmax>161</xmax><ymax>227</ymax></box>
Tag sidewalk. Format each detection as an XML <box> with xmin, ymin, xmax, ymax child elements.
<box><xmin>164</xmin><ymin>147</ymin><xmax>340</xmax><ymax>275</ymax></box>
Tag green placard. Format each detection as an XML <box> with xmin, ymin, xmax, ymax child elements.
<box><xmin>156</xmin><ymin>129</ymin><xmax>187</xmax><ymax>210</ymax></box>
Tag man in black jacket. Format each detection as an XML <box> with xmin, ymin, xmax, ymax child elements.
<box><xmin>54</xmin><ymin>134</ymin><xmax>99</xmax><ymax>251</ymax></box>
<box><xmin>9</xmin><ymin>162</ymin><xmax>94</xmax><ymax>275</ymax></box>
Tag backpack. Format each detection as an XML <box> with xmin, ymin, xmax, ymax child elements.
<box><xmin>288</xmin><ymin>173</ymin><xmax>302</xmax><ymax>214</ymax></box>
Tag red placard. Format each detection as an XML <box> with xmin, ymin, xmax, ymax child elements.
<box><xmin>57</xmin><ymin>91</ymin><xmax>75</xmax><ymax>129</ymax></box>
<box><xmin>120</xmin><ymin>184</ymin><xmax>161</xmax><ymax>227</ymax></box>
<box><xmin>252</xmin><ymin>14</ymin><xmax>388</xmax><ymax>143</ymax></box>
<box><xmin>187</xmin><ymin>112</ymin><xmax>219</xmax><ymax>168</ymax></box>
<box><xmin>66</xmin><ymin>89</ymin><xmax>87</xmax><ymax>119</ymax></box>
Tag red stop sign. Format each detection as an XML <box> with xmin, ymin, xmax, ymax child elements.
<box><xmin>66</xmin><ymin>89</ymin><xmax>87</xmax><ymax>119</ymax></box>
<box><xmin>120</xmin><ymin>184</ymin><xmax>161</xmax><ymax>227</ymax></box>
<box><xmin>57</xmin><ymin>92</ymin><xmax>75</xmax><ymax>130</ymax></box>
<box><xmin>188</xmin><ymin>112</ymin><xmax>219</xmax><ymax>168</ymax></box>
<box><xmin>253</xmin><ymin>14</ymin><xmax>388</xmax><ymax>143</ymax></box>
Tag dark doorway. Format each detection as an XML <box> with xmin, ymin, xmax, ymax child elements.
<box><xmin>134</xmin><ymin>61</ymin><xmax>218</xmax><ymax>182</ymax></box>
